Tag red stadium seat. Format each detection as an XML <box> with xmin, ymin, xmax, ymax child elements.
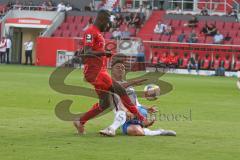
<box><xmin>152</xmin><ymin>34</ymin><xmax>161</xmax><ymax>41</ymax></box>
<box><xmin>224</xmin><ymin>22</ymin><xmax>234</xmax><ymax>30</ymax></box>
<box><xmin>62</xmin><ymin>31</ymin><xmax>70</xmax><ymax>37</ymax></box>
<box><xmin>216</xmin><ymin>21</ymin><xmax>224</xmax><ymax>29</ymax></box>
<box><xmin>160</xmin><ymin>35</ymin><xmax>170</xmax><ymax>41</ymax></box>
<box><xmin>65</xmin><ymin>16</ymin><xmax>75</xmax><ymax>23</ymax></box>
<box><xmin>104</xmin><ymin>32</ymin><xmax>112</xmax><ymax>39</ymax></box>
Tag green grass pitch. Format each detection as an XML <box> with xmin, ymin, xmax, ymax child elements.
<box><xmin>0</xmin><ymin>65</ymin><xmax>239</xmax><ymax>160</ymax></box>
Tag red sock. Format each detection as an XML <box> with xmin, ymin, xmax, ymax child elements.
<box><xmin>80</xmin><ymin>103</ymin><xmax>103</xmax><ymax>125</ymax></box>
<box><xmin>120</xmin><ymin>95</ymin><xmax>145</xmax><ymax>121</ymax></box>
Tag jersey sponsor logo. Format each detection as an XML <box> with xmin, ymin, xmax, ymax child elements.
<box><xmin>86</xmin><ymin>34</ymin><xmax>92</xmax><ymax>43</ymax></box>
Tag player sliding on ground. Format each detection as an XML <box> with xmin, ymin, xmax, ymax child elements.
<box><xmin>99</xmin><ymin>59</ymin><xmax>176</xmax><ymax>136</ymax></box>
<box><xmin>73</xmin><ymin>10</ymin><xmax>153</xmax><ymax>134</ymax></box>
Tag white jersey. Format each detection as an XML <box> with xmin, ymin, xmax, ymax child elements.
<box><xmin>110</xmin><ymin>80</ymin><xmax>141</xmax><ymax>114</ymax></box>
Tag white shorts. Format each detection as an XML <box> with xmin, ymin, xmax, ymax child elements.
<box><xmin>109</xmin><ymin>93</ymin><xmax>125</xmax><ymax>114</ymax></box>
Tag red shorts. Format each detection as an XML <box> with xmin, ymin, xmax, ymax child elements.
<box><xmin>85</xmin><ymin>71</ymin><xmax>113</xmax><ymax>96</ymax></box>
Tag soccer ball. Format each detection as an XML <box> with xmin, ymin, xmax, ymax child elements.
<box><xmin>144</xmin><ymin>84</ymin><xmax>160</xmax><ymax>101</ymax></box>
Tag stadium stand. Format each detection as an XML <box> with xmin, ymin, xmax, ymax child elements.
<box><xmin>0</xmin><ymin>0</ymin><xmax>239</xmax><ymax>73</ymax></box>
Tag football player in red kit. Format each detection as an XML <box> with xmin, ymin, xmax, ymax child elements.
<box><xmin>73</xmin><ymin>10</ymin><xmax>154</xmax><ymax>135</ymax></box>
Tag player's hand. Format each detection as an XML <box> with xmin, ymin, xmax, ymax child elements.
<box><xmin>142</xmin><ymin>118</ymin><xmax>155</xmax><ymax>128</ymax></box>
<box><xmin>105</xmin><ymin>51</ymin><xmax>113</xmax><ymax>57</ymax></box>
<box><xmin>126</xmin><ymin>111</ymin><xmax>135</xmax><ymax>120</ymax></box>
<box><xmin>147</xmin><ymin>106</ymin><xmax>158</xmax><ymax>114</ymax></box>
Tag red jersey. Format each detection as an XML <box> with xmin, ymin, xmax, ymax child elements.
<box><xmin>83</xmin><ymin>25</ymin><xmax>107</xmax><ymax>82</ymax></box>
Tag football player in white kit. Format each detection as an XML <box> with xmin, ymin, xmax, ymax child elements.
<box><xmin>99</xmin><ymin>59</ymin><xmax>176</xmax><ymax>137</ymax></box>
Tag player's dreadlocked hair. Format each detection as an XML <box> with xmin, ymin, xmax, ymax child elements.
<box><xmin>95</xmin><ymin>10</ymin><xmax>113</xmax><ymax>32</ymax></box>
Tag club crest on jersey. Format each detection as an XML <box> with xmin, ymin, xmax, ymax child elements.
<box><xmin>86</xmin><ymin>34</ymin><xmax>92</xmax><ymax>42</ymax></box>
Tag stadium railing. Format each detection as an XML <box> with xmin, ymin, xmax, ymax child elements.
<box><xmin>167</xmin><ymin>0</ymin><xmax>239</xmax><ymax>15</ymax></box>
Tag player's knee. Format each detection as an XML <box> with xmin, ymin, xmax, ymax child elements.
<box><xmin>135</xmin><ymin>127</ymin><xmax>145</xmax><ymax>136</ymax></box>
<box><xmin>127</xmin><ymin>126</ymin><xmax>144</xmax><ymax>136</ymax></box>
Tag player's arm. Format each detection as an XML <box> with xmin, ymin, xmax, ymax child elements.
<box><xmin>121</xmin><ymin>78</ymin><xmax>148</xmax><ymax>88</ymax></box>
<box><xmin>84</xmin><ymin>46</ymin><xmax>112</xmax><ymax>57</ymax></box>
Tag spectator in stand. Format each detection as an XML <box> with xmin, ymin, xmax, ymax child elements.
<box><xmin>113</xmin><ymin>5</ymin><xmax>121</xmax><ymax>13</ymax></box>
<box><xmin>188</xmin><ymin>30</ymin><xmax>198</xmax><ymax>43</ymax></box>
<box><xmin>206</xmin><ymin>23</ymin><xmax>217</xmax><ymax>36</ymax></box>
<box><xmin>46</xmin><ymin>0</ymin><xmax>54</xmax><ymax>11</ymax></box>
<box><xmin>40</xmin><ymin>1</ymin><xmax>47</xmax><ymax>11</ymax></box>
<box><xmin>7</xmin><ymin>1</ymin><xmax>14</xmax><ymax>9</ymax></box>
<box><xmin>151</xmin><ymin>52</ymin><xmax>159</xmax><ymax>71</ymax></box>
<box><xmin>164</xmin><ymin>23</ymin><xmax>173</xmax><ymax>35</ymax></box>
<box><xmin>122</xmin><ymin>27</ymin><xmax>131</xmax><ymax>39</ymax></box>
<box><xmin>65</xmin><ymin>3</ymin><xmax>72</xmax><ymax>11</ymax></box>
<box><xmin>154</xmin><ymin>21</ymin><xmax>167</xmax><ymax>34</ymax></box>
<box><xmin>177</xmin><ymin>31</ymin><xmax>185</xmax><ymax>42</ymax></box>
<box><xmin>125</xmin><ymin>13</ymin><xmax>134</xmax><ymax>26</ymax></box>
<box><xmin>112</xmin><ymin>28</ymin><xmax>122</xmax><ymax>40</ymax></box>
<box><xmin>200</xmin><ymin>23</ymin><xmax>209</xmax><ymax>35</ymax></box>
<box><xmin>213</xmin><ymin>31</ymin><xmax>224</xmax><ymax>44</ymax></box>
<box><xmin>187</xmin><ymin>53</ymin><xmax>199</xmax><ymax>73</ymax></box>
<box><xmin>27</xmin><ymin>1</ymin><xmax>34</xmax><ymax>10</ymax></box>
<box><xmin>200</xmin><ymin>7</ymin><xmax>209</xmax><ymax>16</ymax></box>
<box><xmin>0</xmin><ymin>37</ymin><xmax>7</xmax><ymax>64</ymax></box>
<box><xmin>14</xmin><ymin>0</ymin><xmax>22</xmax><ymax>10</ymax></box>
<box><xmin>159</xmin><ymin>52</ymin><xmax>168</xmax><ymax>67</ymax></box>
<box><xmin>130</xmin><ymin>13</ymin><xmax>141</xmax><ymax>28</ymax></box>
<box><xmin>228</xmin><ymin>8</ymin><xmax>239</xmax><ymax>22</ymax></box>
<box><xmin>167</xmin><ymin>52</ymin><xmax>178</xmax><ymax>68</ymax></box>
<box><xmin>111</xmin><ymin>17</ymin><xmax>118</xmax><ymax>29</ymax></box>
<box><xmin>174</xmin><ymin>6</ymin><xmax>182</xmax><ymax>14</ymax></box>
<box><xmin>184</xmin><ymin>16</ymin><xmax>198</xmax><ymax>28</ymax></box>
<box><xmin>115</xmin><ymin>13</ymin><xmax>124</xmax><ymax>28</ymax></box>
<box><xmin>57</xmin><ymin>1</ymin><xmax>66</xmax><ymax>12</ymax></box>
<box><xmin>89</xmin><ymin>2</ymin><xmax>95</xmax><ymax>11</ymax></box>
<box><xmin>137</xmin><ymin>4</ymin><xmax>146</xmax><ymax>22</ymax></box>
<box><xmin>159</xmin><ymin>0</ymin><xmax>164</xmax><ymax>10</ymax></box>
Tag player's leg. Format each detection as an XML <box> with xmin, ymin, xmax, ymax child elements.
<box><xmin>110</xmin><ymin>80</ymin><xmax>144</xmax><ymax>121</ymax></box>
<box><xmin>127</xmin><ymin>125</ymin><xmax>145</xmax><ymax>136</ymax></box>
<box><xmin>74</xmin><ymin>91</ymin><xmax>112</xmax><ymax>134</ymax></box>
<box><xmin>143</xmin><ymin>128</ymin><xmax>176</xmax><ymax>136</ymax></box>
<box><xmin>99</xmin><ymin>110</ymin><xmax>126</xmax><ymax>136</ymax></box>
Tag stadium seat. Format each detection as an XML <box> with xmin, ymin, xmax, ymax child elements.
<box><xmin>160</xmin><ymin>35</ymin><xmax>170</xmax><ymax>42</ymax></box>
<box><xmin>75</xmin><ymin>16</ymin><xmax>83</xmax><ymax>24</ymax></box>
<box><xmin>62</xmin><ymin>31</ymin><xmax>70</xmax><ymax>37</ymax></box>
<box><xmin>129</xmin><ymin>27</ymin><xmax>136</xmax><ymax>36</ymax></box>
<box><xmin>224</xmin><ymin>22</ymin><xmax>234</xmax><ymax>30</ymax></box>
<box><xmin>152</xmin><ymin>34</ymin><xmax>161</xmax><ymax>41</ymax></box>
<box><xmin>104</xmin><ymin>32</ymin><xmax>112</xmax><ymax>39</ymax></box>
<box><xmin>65</xmin><ymin>16</ymin><xmax>75</xmax><ymax>23</ymax></box>
<box><xmin>216</xmin><ymin>21</ymin><xmax>224</xmax><ymax>29</ymax></box>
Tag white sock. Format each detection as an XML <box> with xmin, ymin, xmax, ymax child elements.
<box><xmin>143</xmin><ymin>128</ymin><xmax>163</xmax><ymax>136</ymax></box>
<box><xmin>109</xmin><ymin>111</ymin><xmax>126</xmax><ymax>131</ymax></box>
